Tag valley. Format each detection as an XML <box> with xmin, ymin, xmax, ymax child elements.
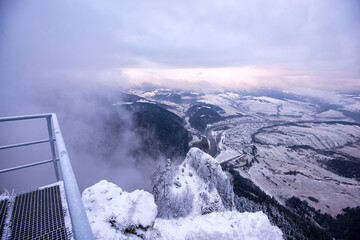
<box><xmin>122</xmin><ymin>88</ymin><xmax>360</xmax><ymax>239</ymax></box>
<box><xmin>249</xmin><ymin>122</ymin><xmax>360</xmax><ymax>216</ymax></box>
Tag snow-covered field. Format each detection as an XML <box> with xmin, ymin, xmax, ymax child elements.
<box><xmin>246</xmin><ymin>123</ymin><xmax>360</xmax><ymax>216</ymax></box>
<box><xmin>198</xmin><ymin>93</ymin><xmax>319</xmax><ymax>120</ymax></box>
<box><xmin>254</xmin><ymin>123</ymin><xmax>360</xmax><ymax>149</ymax></box>
<box><xmin>238</xmin><ymin>97</ymin><xmax>315</xmax><ymax>117</ymax></box>
<box><xmin>219</xmin><ymin>120</ymin><xmax>271</xmax><ymax>154</ymax></box>
<box><xmin>198</xmin><ymin>93</ymin><xmax>242</xmax><ymax>116</ymax></box>
<box><xmin>315</xmin><ymin>109</ymin><xmax>347</xmax><ymax>119</ymax></box>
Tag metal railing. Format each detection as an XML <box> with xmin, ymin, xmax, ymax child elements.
<box><xmin>0</xmin><ymin>113</ymin><xmax>94</xmax><ymax>240</ymax></box>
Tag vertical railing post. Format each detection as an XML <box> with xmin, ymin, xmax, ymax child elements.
<box><xmin>46</xmin><ymin>116</ymin><xmax>60</xmax><ymax>182</ymax></box>
<box><xmin>52</xmin><ymin>113</ymin><xmax>94</xmax><ymax>240</ymax></box>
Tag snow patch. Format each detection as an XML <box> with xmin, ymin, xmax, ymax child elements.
<box><xmin>83</xmin><ymin>180</ymin><xmax>283</xmax><ymax>240</ymax></box>
<box><xmin>154</xmin><ymin>211</ymin><xmax>283</xmax><ymax>240</ymax></box>
<box><xmin>315</xmin><ymin>109</ymin><xmax>346</xmax><ymax>118</ymax></box>
<box><xmin>199</xmin><ymin>94</ymin><xmax>239</xmax><ymax>116</ymax></box>
<box><xmin>82</xmin><ymin>180</ymin><xmax>157</xmax><ymax>239</ymax></box>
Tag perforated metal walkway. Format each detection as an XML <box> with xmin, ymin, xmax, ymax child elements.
<box><xmin>0</xmin><ymin>199</ymin><xmax>9</xmax><ymax>238</ymax></box>
<box><xmin>0</xmin><ymin>184</ymin><xmax>71</xmax><ymax>240</ymax></box>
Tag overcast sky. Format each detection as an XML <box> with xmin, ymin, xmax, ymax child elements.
<box><xmin>1</xmin><ymin>0</ymin><xmax>359</xmax><ymax>92</ymax></box>
<box><xmin>0</xmin><ymin>0</ymin><xmax>360</xmax><ymax>192</ymax></box>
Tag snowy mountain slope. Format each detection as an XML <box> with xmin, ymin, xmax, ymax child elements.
<box><xmin>82</xmin><ymin>149</ymin><xmax>283</xmax><ymax>240</ymax></box>
<box><xmin>248</xmin><ymin>122</ymin><xmax>360</xmax><ymax>216</ymax></box>
<box><xmin>198</xmin><ymin>93</ymin><xmax>242</xmax><ymax>117</ymax></box>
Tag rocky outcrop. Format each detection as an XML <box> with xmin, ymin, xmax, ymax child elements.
<box><xmin>82</xmin><ymin>148</ymin><xmax>283</xmax><ymax>240</ymax></box>
<box><xmin>152</xmin><ymin>147</ymin><xmax>234</xmax><ymax>218</ymax></box>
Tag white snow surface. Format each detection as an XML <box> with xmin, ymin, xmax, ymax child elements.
<box><xmin>315</xmin><ymin>109</ymin><xmax>346</xmax><ymax>118</ymax></box>
<box><xmin>83</xmin><ymin>180</ymin><xmax>283</xmax><ymax>240</ymax></box>
<box><xmin>154</xmin><ymin>211</ymin><xmax>283</xmax><ymax>240</ymax></box>
<box><xmin>0</xmin><ymin>191</ymin><xmax>10</xmax><ymax>201</ymax></box>
<box><xmin>82</xmin><ymin>149</ymin><xmax>283</xmax><ymax>240</ymax></box>
<box><xmin>199</xmin><ymin>93</ymin><xmax>240</xmax><ymax>116</ymax></box>
<box><xmin>82</xmin><ymin>180</ymin><xmax>158</xmax><ymax>240</ymax></box>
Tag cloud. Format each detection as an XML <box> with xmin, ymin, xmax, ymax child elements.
<box><xmin>0</xmin><ymin>76</ymin><xmax>159</xmax><ymax>193</ymax></box>
<box><xmin>0</xmin><ymin>0</ymin><xmax>359</xmax><ymax>192</ymax></box>
<box><xmin>1</xmin><ymin>0</ymin><xmax>359</xmax><ymax>91</ymax></box>
<box><xmin>98</xmin><ymin>0</ymin><xmax>360</xmax><ymax>68</ymax></box>
<box><xmin>120</xmin><ymin>63</ymin><xmax>360</xmax><ymax>91</ymax></box>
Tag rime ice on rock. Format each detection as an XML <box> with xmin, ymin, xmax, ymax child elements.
<box><xmin>153</xmin><ymin>147</ymin><xmax>234</xmax><ymax>218</ymax></box>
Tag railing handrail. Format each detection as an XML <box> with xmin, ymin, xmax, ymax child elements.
<box><xmin>0</xmin><ymin>114</ymin><xmax>59</xmax><ymax>176</ymax></box>
<box><xmin>0</xmin><ymin>113</ymin><xmax>53</xmax><ymax>122</ymax></box>
<box><xmin>0</xmin><ymin>113</ymin><xmax>94</xmax><ymax>240</ymax></box>
<box><xmin>51</xmin><ymin>113</ymin><xmax>94</xmax><ymax>240</ymax></box>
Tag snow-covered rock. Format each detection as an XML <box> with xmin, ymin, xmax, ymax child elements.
<box><xmin>82</xmin><ymin>180</ymin><xmax>158</xmax><ymax>240</ymax></box>
<box><xmin>154</xmin><ymin>211</ymin><xmax>283</xmax><ymax>240</ymax></box>
<box><xmin>153</xmin><ymin>147</ymin><xmax>234</xmax><ymax>218</ymax></box>
<box><xmin>82</xmin><ymin>149</ymin><xmax>283</xmax><ymax>239</ymax></box>
<box><xmin>83</xmin><ymin>180</ymin><xmax>283</xmax><ymax>240</ymax></box>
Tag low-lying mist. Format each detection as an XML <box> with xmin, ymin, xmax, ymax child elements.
<box><xmin>0</xmin><ymin>79</ymin><xmax>165</xmax><ymax>193</ymax></box>
<box><xmin>0</xmin><ymin>0</ymin><xmax>164</xmax><ymax>193</ymax></box>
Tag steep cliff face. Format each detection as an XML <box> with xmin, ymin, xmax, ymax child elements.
<box><xmin>153</xmin><ymin>148</ymin><xmax>234</xmax><ymax>218</ymax></box>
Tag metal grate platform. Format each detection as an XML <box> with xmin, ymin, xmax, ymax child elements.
<box><xmin>0</xmin><ymin>199</ymin><xmax>9</xmax><ymax>239</ymax></box>
<box><xmin>1</xmin><ymin>185</ymin><xmax>71</xmax><ymax>240</ymax></box>
<box><xmin>0</xmin><ymin>114</ymin><xmax>93</xmax><ymax>239</ymax></box>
